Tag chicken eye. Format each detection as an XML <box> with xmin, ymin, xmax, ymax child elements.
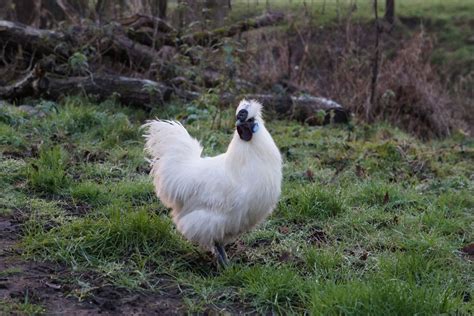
<box><xmin>247</xmin><ymin>118</ymin><xmax>255</xmax><ymax>123</ymax></box>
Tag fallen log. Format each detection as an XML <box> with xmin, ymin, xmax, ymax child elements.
<box><xmin>110</xmin><ymin>28</ymin><xmax>161</xmax><ymax>68</ymax></box>
<box><xmin>180</xmin><ymin>11</ymin><xmax>285</xmax><ymax>46</ymax></box>
<box><xmin>222</xmin><ymin>93</ymin><xmax>350</xmax><ymax>124</ymax></box>
<box><xmin>119</xmin><ymin>14</ymin><xmax>176</xmax><ymax>34</ymax></box>
<box><xmin>1</xmin><ymin>11</ymin><xmax>285</xmax><ymax>72</ymax></box>
<box><xmin>0</xmin><ymin>19</ymin><xmax>160</xmax><ymax>69</ymax></box>
<box><xmin>287</xmin><ymin>94</ymin><xmax>349</xmax><ymax>124</ymax></box>
<box><xmin>120</xmin><ymin>14</ymin><xmax>178</xmax><ymax>48</ymax></box>
<box><xmin>120</xmin><ymin>11</ymin><xmax>285</xmax><ymax>49</ymax></box>
<box><xmin>43</xmin><ymin>74</ymin><xmax>174</xmax><ymax>105</ymax></box>
<box><xmin>0</xmin><ymin>67</ymin><xmax>173</xmax><ymax>106</ymax></box>
<box><xmin>0</xmin><ymin>65</ymin><xmax>41</xmax><ymax>99</ymax></box>
<box><xmin>0</xmin><ymin>67</ymin><xmax>348</xmax><ymax>124</ymax></box>
<box><xmin>0</xmin><ymin>20</ymin><xmax>70</xmax><ymax>57</ymax></box>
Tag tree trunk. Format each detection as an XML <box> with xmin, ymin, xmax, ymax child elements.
<box><xmin>203</xmin><ymin>0</ymin><xmax>229</xmax><ymax>27</ymax></box>
<box><xmin>96</xmin><ymin>0</ymin><xmax>152</xmax><ymax>22</ymax></box>
<box><xmin>385</xmin><ymin>0</ymin><xmax>395</xmax><ymax>24</ymax></box>
<box><xmin>0</xmin><ymin>0</ymin><xmax>14</xmax><ymax>21</ymax></box>
<box><xmin>11</xmin><ymin>0</ymin><xmax>42</xmax><ymax>27</ymax></box>
<box><xmin>368</xmin><ymin>0</ymin><xmax>381</xmax><ymax>121</ymax></box>
<box><xmin>158</xmin><ymin>0</ymin><xmax>167</xmax><ymax>19</ymax></box>
<box><xmin>56</xmin><ymin>0</ymin><xmax>81</xmax><ymax>23</ymax></box>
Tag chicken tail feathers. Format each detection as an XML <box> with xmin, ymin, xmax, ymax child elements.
<box><xmin>143</xmin><ymin>120</ymin><xmax>203</xmax><ymax>162</ymax></box>
<box><xmin>143</xmin><ymin>120</ymin><xmax>203</xmax><ymax>209</ymax></box>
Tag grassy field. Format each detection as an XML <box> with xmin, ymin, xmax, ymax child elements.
<box><xmin>228</xmin><ymin>0</ymin><xmax>474</xmax><ymax>76</ymax></box>
<box><xmin>0</xmin><ymin>97</ymin><xmax>473</xmax><ymax>314</ymax></box>
<box><xmin>229</xmin><ymin>0</ymin><xmax>474</xmax><ymax>16</ymax></box>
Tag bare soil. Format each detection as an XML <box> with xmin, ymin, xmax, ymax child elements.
<box><xmin>0</xmin><ymin>213</ymin><xmax>186</xmax><ymax>315</ymax></box>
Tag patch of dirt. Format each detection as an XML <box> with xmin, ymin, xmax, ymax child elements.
<box><xmin>0</xmin><ymin>212</ymin><xmax>186</xmax><ymax>315</ymax></box>
<box><xmin>60</xmin><ymin>200</ymin><xmax>93</xmax><ymax>217</ymax></box>
<box><xmin>2</xmin><ymin>149</ymin><xmax>33</xmax><ymax>159</ymax></box>
<box><xmin>82</xmin><ymin>149</ymin><xmax>108</xmax><ymax>163</ymax></box>
<box><xmin>2</xmin><ymin>144</ymin><xmax>41</xmax><ymax>159</ymax></box>
<box><xmin>307</xmin><ymin>228</ymin><xmax>328</xmax><ymax>246</ymax></box>
<box><xmin>136</xmin><ymin>164</ymin><xmax>152</xmax><ymax>175</ymax></box>
<box><xmin>248</xmin><ymin>237</ymin><xmax>273</xmax><ymax>248</ymax></box>
<box><xmin>276</xmin><ymin>250</ymin><xmax>298</xmax><ymax>264</ymax></box>
<box><xmin>460</xmin><ymin>243</ymin><xmax>474</xmax><ymax>261</ymax></box>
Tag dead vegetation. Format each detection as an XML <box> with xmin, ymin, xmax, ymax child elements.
<box><xmin>375</xmin><ymin>32</ymin><xmax>454</xmax><ymax>138</ymax></box>
<box><xmin>0</xmin><ymin>1</ymin><xmax>472</xmax><ymax>138</ymax></box>
<box><xmin>238</xmin><ymin>20</ymin><xmax>468</xmax><ymax>138</ymax></box>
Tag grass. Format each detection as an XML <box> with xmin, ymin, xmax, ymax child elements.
<box><xmin>0</xmin><ymin>95</ymin><xmax>472</xmax><ymax>314</ymax></box>
<box><xmin>230</xmin><ymin>0</ymin><xmax>474</xmax><ymax>21</ymax></box>
<box><xmin>229</xmin><ymin>0</ymin><xmax>474</xmax><ymax>81</ymax></box>
<box><xmin>27</xmin><ymin>146</ymin><xmax>70</xmax><ymax>195</ymax></box>
<box><xmin>0</xmin><ymin>300</ymin><xmax>45</xmax><ymax>316</ymax></box>
<box><xmin>0</xmin><ymin>285</ymin><xmax>45</xmax><ymax>316</ymax></box>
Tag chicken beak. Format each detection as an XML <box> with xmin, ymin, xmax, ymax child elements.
<box><xmin>236</xmin><ymin>120</ymin><xmax>253</xmax><ymax>141</ymax></box>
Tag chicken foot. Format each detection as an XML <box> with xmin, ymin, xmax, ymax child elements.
<box><xmin>214</xmin><ymin>243</ymin><xmax>229</xmax><ymax>267</ymax></box>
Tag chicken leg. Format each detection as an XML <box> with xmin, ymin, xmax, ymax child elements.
<box><xmin>214</xmin><ymin>243</ymin><xmax>229</xmax><ymax>267</ymax></box>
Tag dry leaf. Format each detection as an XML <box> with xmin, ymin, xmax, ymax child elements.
<box><xmin>461</xmin><ymin>243</ymin><xmax>474</xmax><ymax>255</ymax></box>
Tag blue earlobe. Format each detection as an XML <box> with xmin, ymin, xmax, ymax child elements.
<box><xmin>252</xmin><ymin>123</ymin><xmax>259</xmax><ymax>133</ymax></box>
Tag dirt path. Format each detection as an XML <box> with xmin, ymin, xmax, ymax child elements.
<box><xmin>0</xmin><ymin>213</ymin><xmax>186</xmax><ymax>315</ymax></box>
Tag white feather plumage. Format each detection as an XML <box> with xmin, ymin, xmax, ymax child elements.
<box><xmin>143</xmin><ymin>100</ymin><xmax>282</xmax><ymax>251</ymax></box>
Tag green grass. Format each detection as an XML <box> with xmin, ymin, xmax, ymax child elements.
<box><xmin>229</xmin><ymin>0</ymin><xmax>474</xmax><ymax>80</ymax></box>
<box><xmin>0</xmin><ymin>298</ymin><xmax>45</xmax><ymax>315</ymax></box>
<box><xmin>230</xmin><ymin>0</ymin><xmax>474</xmax><ymax>21</ymax></box>
<box><xmin>1</xmin><ymin>96</ymin><xmax>473</xmax><ymax>314</ymax></box>
<box><xmin>27</xmin><ymin>146</ymin><xmax>70</xmax><ymax>195</ymax></box>
<box><xmin>0</xmin><ymin>267</ymin><xmax>22</xmax><ymax>277</ymax></box>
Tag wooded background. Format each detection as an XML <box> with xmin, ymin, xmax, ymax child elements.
<box><xmin>1</xmin><ymin>0</ymin><xmax>471</xmax><ymax>138</ymax></box>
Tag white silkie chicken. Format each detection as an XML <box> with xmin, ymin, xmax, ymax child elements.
<box><xmin>143</xmin><ymin>99</ymin><xmax>282</xmax><ymax>266</ymax></box>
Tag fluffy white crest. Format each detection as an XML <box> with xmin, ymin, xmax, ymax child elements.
<box><xmin>236</xmin><ymin>99</ymin><xmax>263</xmax><ymax>119</ymax></box>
